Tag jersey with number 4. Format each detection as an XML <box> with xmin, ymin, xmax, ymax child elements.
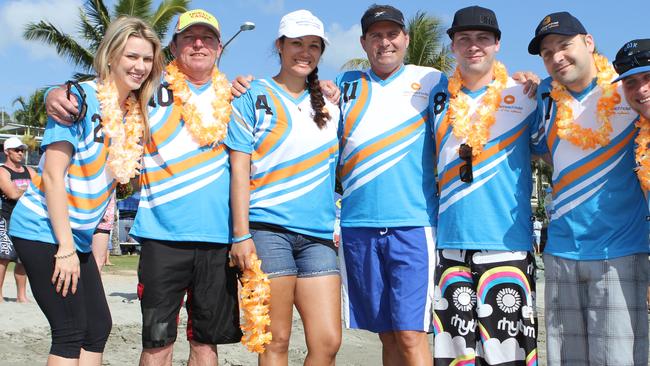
<box><xmin>10</xmin><ymin>81</ymin><xmax>115</xmax><ymax>252</ymax></box>
<box><xmin>336</xmin><ymin>65</ymin><xmax>443</xmax><ymax>228</ymax></box>
<box><xmin>535</xmin><ymin>77</ymin><xmax>648</xmax><ymax>260</ymax></box>
<box><xmin>129</xmin><ymin>80</ymin><xmax>232</xmax><ymax>244</ymax></box>
<box><xmin>431</xmin><ymin>77</ymin><xmax>542</xmax><ymax>250</ymax></box>
<box><xmin>226</xmin><ymin>79</ymin><xmax>340</xmax><ymax>240</ymax></box>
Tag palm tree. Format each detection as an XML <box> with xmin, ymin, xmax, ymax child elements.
<box><xmin>23</xmin><ymin>0</ymin><xmax>189</xmax><ymax>80</ymax></box>
<box><xmin>341</xmin><ymin>11</ymin><xmax>454</xmax><ymax>73</ymax></box>
<box><xmin>13</xmin><ymin>89</ymin><xmax>47</xmax><ymax>129</ymax></box>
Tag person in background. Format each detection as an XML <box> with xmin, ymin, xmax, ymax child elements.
<box><xmin>0</xmin><ymin>137</ymin><xmax>35</xmax><ymax>303</ymax></box>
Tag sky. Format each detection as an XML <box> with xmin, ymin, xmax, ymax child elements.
<box><xmin>0</xmin><ymin>0</ymin><xmax>648</xmax><ymax>115</ymax></box>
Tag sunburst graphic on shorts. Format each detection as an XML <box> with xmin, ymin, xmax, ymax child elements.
<box><xmin>496</xmin><ymin>288</ymin><xmax>521</xmax><ymax>313</ymax></box>
<box><xmin>452</xmin><ymin>286</ymin><xmax>476</xmax><ymax>312</ymax></box>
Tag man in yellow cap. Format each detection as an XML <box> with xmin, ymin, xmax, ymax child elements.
<box><xmin>45</xmin><ymin>9</ymin><xmax>251</xmax><ymax>366</ymax></box>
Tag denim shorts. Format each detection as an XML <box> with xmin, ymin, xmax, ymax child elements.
<box><xmin>251</xmin><ymin>229</ymin><xmax>339</xmax><ymax>278</ymax></box>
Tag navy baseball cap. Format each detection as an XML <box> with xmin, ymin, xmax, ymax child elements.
<box><xmin>447</xmin><ymin>6</ymin><xmax>501</xmax><ymax>40</ymax></box>
<box><xmin>612</xmin><ymin>39</ymin><xmax>650</xmax><ymax>83</ymax></box>
<box><xmin>528</xmin><ymin>12</ymin><xmax>587</xmax><ymax>55</ymax></box>
<box><xmin>360</xmin><ymin>4</ymin><xmax>405</xmax><ymax>35</ymax></box>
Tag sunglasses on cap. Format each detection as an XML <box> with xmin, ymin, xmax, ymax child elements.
<box><xmin>65</xmin><ymin>80</ymin><xmax>88</xmax><ymax>123</ymax></box>
<box><xmin>613</xmin><ymin>50</ymin><xmax>650</xmax><ymax>75</ymax></box>
<box><xmin>458</xmin><ymin>143</ymin><xmax>473</xmax><ymax>183</ymax></box>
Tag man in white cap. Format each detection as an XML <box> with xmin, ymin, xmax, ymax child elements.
<box><xmin>45</xmin><ymin>9</ymin><xmax>248</xmax><ymax>366</ymax></box>
<box><xmin>0</xmin><ymin>137</ymin><xmax>35</xmax><ymax>304</ymax></box>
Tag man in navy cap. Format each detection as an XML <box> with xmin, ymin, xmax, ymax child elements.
<box><xmin>430</xmin><ymin>6</ymin><xmax>542</xmax><ymax>365</ymax></box>
<box><xmin>529</xmin><ymin>13</ymin><xmax>649</xmax><ymax>366</ymax></box>
<box><xmin>614</xmin><ymin>39</ymin><xmax>650</xmax><ymax>121</ymax></box>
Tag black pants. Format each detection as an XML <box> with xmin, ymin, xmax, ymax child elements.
<box><xmin>13</xmin><ymin>237</ymin><xmax>112</xmax><ymax>359</ymax></box>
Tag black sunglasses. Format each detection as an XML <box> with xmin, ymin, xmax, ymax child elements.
<box><xmin>11</xmin><ymin>148</ymin><xmax>26</xmax><ymax>153</ymax></box>
<box><xmin>613</xmin><ymin>50</ymin><xmax>650</xmax><ymax>75</ymax></box>
<box><xmin>459</xmin><ymin>143</ymin><xmax>473</xmax><ymax>183</ymax></box>
<box><xmin>65</xmin><ymin>80</ymin><xmax>88</xmax><ymax>123</ymax></box>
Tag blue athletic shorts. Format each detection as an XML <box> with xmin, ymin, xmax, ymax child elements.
<box><xmin>340</xmin><ymin>226</ymin><xmax>436</xmax><ymax>333</ymax></box>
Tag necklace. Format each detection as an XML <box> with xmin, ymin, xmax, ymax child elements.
<box><xmin>165</xmin><ymin>61</ymin><xmax>231</xmax><ymax>146</ymax></box>
<box><xmin>445</xmin><ymin>61</ymin><xmax>509</xmax><ymax>157</ymax></box>
<box><xmin>634</xmin><ymin>116</ymin><xmax>650</xmax><ymax>190</ymax></box>
<box><xmin>550</xmin><ymin>53</ymin><xmax>620</xmax><ymax>149</ymax></box>
<box><xmin>96</xmin><ymin>80</ymin><xmax>145</xmax><ymax>184</ymax></box>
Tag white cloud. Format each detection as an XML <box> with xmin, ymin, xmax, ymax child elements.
<box><xmin>434</xmin><ymin>285</ymin><xmax>449</xmax><ymax>310</ymax></box>
<box><xmin>476</xmin><ymin>338</ymin><xmax>526</xmax><ymax>363</ymax></box>
<box><xmin>0</xmin><ymin>0</ymin><xmax>82</xmax><ymax>59</ymax></box>
<box><xmin>321</xmin><ymin>23</ymin><xmax>365</xmax><ymax>71</ymax></box>
<box><xmin>434</xmin><ymin>332</ymin><xmax>476</xmax><ymax>359</ymax></box>
<box><xmin>477</xmin><ymin>303</ymin><xmax>493</xmax><ymax>318</ymax></box>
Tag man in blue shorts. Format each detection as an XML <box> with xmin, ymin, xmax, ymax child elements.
<box><xmin>336</xmin><ymin>5</ymin><xmax>441</xmax><ymax>365</ymax></box>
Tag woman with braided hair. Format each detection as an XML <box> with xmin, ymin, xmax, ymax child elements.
<box><xmin>227</xmin><ymin>9</ymin><xmax>342</xmax><ymax>366</ymax></box>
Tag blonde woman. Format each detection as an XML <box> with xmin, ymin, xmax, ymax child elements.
<box><xmin>9</xmin><ymin>16</ymin><xmax>162</xmax><ymax>366</ymax></box>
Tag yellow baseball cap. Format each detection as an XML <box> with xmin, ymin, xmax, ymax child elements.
<box><xmin>174</xmin><ymin>9</ymin><xmax>220</xmax><ymax>37</ymax></box>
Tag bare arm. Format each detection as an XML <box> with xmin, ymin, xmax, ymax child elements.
<box><xmin>45</xmin><ymin>86</ymin><xmax>80</xmax><ymax>125</ymax></box>
<box><xmin>229</xmin><ymin>149</ymin><xmax>256</xmax><ymax>271</ymax></box>
<box><xmin>0</xmin><ymin>168</ymin><xmax>25</xmax><ymax>200</ymax></box>
<box><xmin>42</xmin><ymin>141</ymin><xmax>80</xmax><ymax>296</ymax></box>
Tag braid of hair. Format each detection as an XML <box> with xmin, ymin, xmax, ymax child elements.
<box><xmin>307</xmin><ymin>67</ymin><xmax>330</xmax><ymax>129</ymax></box>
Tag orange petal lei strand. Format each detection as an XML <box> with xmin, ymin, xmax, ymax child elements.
<box><xmin>550</xmin><ymin>53</ymin><xmax>621</xmax><ymax>150</ymax></box>
<box><xmin>240</xmin><ymin>253</ymin><xmax>272</xmax><ymax>353</ymax></box>
<box><xmin>635</xmin><ymin>116</ymin><xmax>650</xmax><ymax>191</ymax></box>
<box><xmin>165</xmin><ymin>61</ymin><xmax>232</xmax><ymax>146</ymax></box>
<box><xmin>445</xmin><ymin>61</ymin><xmax>509</xmax><ymax>157</ymax></box>
<box><xmin>95</xmin><ymin>80</ymin><xmax>145</xmax><ymax>184</ymax></box>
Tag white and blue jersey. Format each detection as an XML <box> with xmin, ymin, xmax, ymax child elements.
<box><xmin>10</xmin><ymin>81</ymin><xmax>115</xmax><ymax>252</ymax></box>
<box><xmin>535</xmin><ymin>77</ymin><xmax>649</xmax><ymax>260</ymax></box>
<box><xmin>129</xmin><ymin>81</ymin><xmax>232</xmax><ymax>244</ymax></box>
<box><xmin>226</xmin><ymin>79</ymin><xmax>340</xmax><ymax>240</ymax></box>
<box><xmin>431</xmin><ymin>77</ymin><xmax>542</xmax><ymax>251</ymax></box>
<box><xmin>336</xmin><ymin>65</ymin><xmax>443</xmax><ymax>228</ymax></box>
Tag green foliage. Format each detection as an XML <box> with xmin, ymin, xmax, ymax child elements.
<box><xmin>23</xmin><ymin>0</ymin><xmax>190</xmax><ymax>80</ymax></box>
<box><xmin>12</xmin><ymin>89</ymin><xmax>47</xmax><ymax>128</ymax></box>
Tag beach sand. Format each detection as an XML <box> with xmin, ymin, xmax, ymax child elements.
<box><xmin>0</xmin><ymin>266</ymin><xmax>551</xmax><ymax>365</ymax></box>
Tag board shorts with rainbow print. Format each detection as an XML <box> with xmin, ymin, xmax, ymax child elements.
<box><xmin>433</xmin><ymin>249</ymin><xmax>538</xmax><ymax>366</ymax></box>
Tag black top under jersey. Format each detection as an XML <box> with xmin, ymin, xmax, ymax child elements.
<box><xmin>0</xmin><ymin>165</ymin><xmax>31</xmax><ymax>221</ymax></box>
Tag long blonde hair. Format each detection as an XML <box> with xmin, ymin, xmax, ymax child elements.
<box><xmin>93</xmin><ymin>16</ymin><xmax>163</xmax><ymax>140</ymax></box>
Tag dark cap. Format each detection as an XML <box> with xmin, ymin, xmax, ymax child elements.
<box><xmin>528</xmin><ymin>12</ymin><xmax>587</xmax><ymax>55</ymax></box>
<box><xmin>447</xmin><ymin>6</ymin><xmax>500</xmax><ymax>40</ymax></box>
<box><xmin>361</xmin><ymin>4</ymin><xmax>405</xmax><ymax>35</ymax></box>
<box><xmin>612</xmin><ymin>39</ymin><xmax>650</xmax><ymax>83</ymax></box>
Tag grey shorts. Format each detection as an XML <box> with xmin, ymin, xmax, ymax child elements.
<box><xmin>543</xmin><ymin>253</ymin><xmax>649</xmax><ymax>366</ymax></box>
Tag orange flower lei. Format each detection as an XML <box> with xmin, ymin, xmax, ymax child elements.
<box><xmin>445</xmin><ymin>61</ymin><xmax>509</xmax><ymax>157</ymax></box>
<box><xmin>240</xmin><ymin>253</ymin><xmax>272</xmax><ymax>353</ymax></box>
<box><xmin>550</xmin><ymin>53</ymin><xmax>621</xmax><ymax>149</ymax></box>
<box><xmin>95</xmin><ymin>80</ymin><xmax>145</xmax><ymax>184</ymax></box>
<box><xmin>635</xmin><ymin>116</ymin><xmax>650</xmax><ymax>191</ymax></box>
<box><xmin>165</xmin><ymin>60</ymin><xmax>231</xmax><ymax>146</ymax></box>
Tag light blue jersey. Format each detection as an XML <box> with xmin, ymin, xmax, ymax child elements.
<box><xmin>227</xmin><ymin>79</ymin><xmax>340</xmax><ymax>240</ymax></box>
<box><xmin>336</xmin><ymin>65</ymin><xmax>443</xmax><ymax>228</ymax></box>
<box><xmin>431</xmin><ymin>77</ymin><xmax>542</xmax><ymax>251</ymax></box>
<box><xmin>534</xmin><ymin>77</ymin><xmax>649</xmax><ymax>260</ymax></box>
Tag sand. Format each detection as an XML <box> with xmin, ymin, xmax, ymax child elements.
<box><xmin>0</xmin><ymin>269</ymin><xmax>409</xmax><ymax>365</ymax></box>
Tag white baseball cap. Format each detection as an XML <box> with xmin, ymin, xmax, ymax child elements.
<box><xmin>278</xmin><ymin>10</ymin><xmax>329</xmax><ymax>45</ymax></box>
<box><xmin>4</xmin><ymin>137</ymin><xmax>27</xmax><ymax>151</ymax></box>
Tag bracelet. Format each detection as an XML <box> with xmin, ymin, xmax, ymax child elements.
<box><xmin>54</xmin><ymin>250</ymin><xmax>76</xmax><ymax>259</ymax></box>
<box><xmin>232</xmin><ymin>233</ymin><xmax>252</xmax><ymax>243</ymax></box>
